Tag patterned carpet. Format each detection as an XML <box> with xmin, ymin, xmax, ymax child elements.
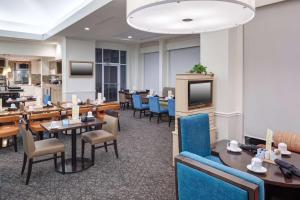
<box><xmin>0</xmin><ymin>110</ymin><xmax>176</xmax><ymax>200</ymax></box>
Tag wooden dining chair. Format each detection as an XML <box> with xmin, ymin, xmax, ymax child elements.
<box><xmin>0</xmin><ymin>115</ymin><xmax>20</xmax><ymax>152</ymax></box>
<box><xmin>81</xmin><ymin>115</ymin><xmax>119</xmax><ymax>165</ymax></box>
<box><xmin>21</xmin><ymin>130</ymin><xmax>65</xmax><ymax>185</ymax></box>
<box><xmin>28</xmin><ymin>111</ymin><xmax>61</xmax><ymax>140</ymax></box>
<box><xmin>119</xmin><ymin>92</ymin><xmax>130</xmax><ymax>110</ymax></box>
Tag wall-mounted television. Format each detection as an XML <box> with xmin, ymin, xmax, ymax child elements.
<box><xmin>70</xmin><ymin>61</ymin><xmax>93</xmax><ymax>76</ymax></box>
<box><xmin>188</xmin><ymin>80</ymin><xmax>213</xmax><ymax>109</ymax></box>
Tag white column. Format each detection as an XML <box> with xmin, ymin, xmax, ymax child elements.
<box><xmin>158</xmin><ymin>39</ymin><xmax>166</xmax><ymax>95</ymax></box>
<box><xmin>200</xmin><ymin>27</ymin><xmax>244</xmax><ymax>142</ymax></box>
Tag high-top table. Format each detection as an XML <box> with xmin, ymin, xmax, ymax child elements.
<box><xmin>41</xmin><ymin>119</ymin><xmax>106</xmax><ymax>174</ymax></box>
<box><xmin>212</xmin><ymin>140</ymin><xmax>300</xmax><ymax>200</ymax></box>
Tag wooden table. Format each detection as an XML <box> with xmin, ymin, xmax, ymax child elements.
<box><xmin>0</xmin><ymin>108</ymin><xmax>23</xmax><ymax>117</ymax></box>
<box><xmin>24</xmin><ymin>105</ymin><xmax>61</xmax><ymax>114</ymax></box>
<box><xmin>41</xmin><ymin>119</ymin><xmax>106</xmax><ymax>174</ymax></box>
<box><xmin>213</xmin><ymin>140</ymin><xmax>300</xmax><ymax>199</ymax></box>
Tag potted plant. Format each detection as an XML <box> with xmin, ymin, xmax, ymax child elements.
<box><xmin>189</xmin><ymin>64</ymin><xmax>207</xmax><ymax>74</ymax></box>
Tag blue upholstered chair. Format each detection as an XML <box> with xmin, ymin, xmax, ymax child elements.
<box><xmin>43</xmin><ymin>95</ymin><xmax>51</xmax><ymax>105</ymax></box>
<box><xmin>175</xmin><ymin>152</ymin><xmax>264</xmax><ymax>200</ymax></box>
<box><xmin>168</xmin><ymin>99</ymin><xmax>175</xmax><ymax>127</ymax></box>
<box><xmin>178</xmin><ymin>113</ymin><xmax>220</xmax><ymax>163</ymax></box>
<box><xmin>177</xmin><ymin>113</ymin><xmax>265</xmax><ymax>200</ymax></box>
<box><xmin>132</xmin><ymin>94</ymin><xmax>149</xmax><ymax>118</ymax></box>
<box><xmin>149</xmin><ymin>96</ymin><xmax>168</xmax><ymax>123</ymax></box>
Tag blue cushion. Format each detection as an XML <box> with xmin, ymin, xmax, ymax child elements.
<box><xmin>177</xmin><ymin>162</ymin><xmax>248</xmax><ymax>200</ymax></box>
<box><xmin>133</xmin><ymin>95</ymin><xmax>143</xmax><ymax>109</ymax></box>
<box><xmin>205</xmin><ymin>155</ymin><xmax>222</xmax><ymax>164</ymax></box>
<box><xmin>181</xmin><ymin>151</ymin><xmax>265</xmax><ymax>200</ymax></box>
<box><xmin>168</xmin><ymin>99</ymin><xmax>175</xmax><ymax>117</ymax></box>
<box><xmin>179</xmin><ymin>114</ymin><xmax>211</xmax><ymax>157</ymax></box>
<box><xmin>142</xmin><ymin>104</ymin><xmax>149</xmax><ymax>109</ymax></box>
<box><xmin>159</xmin><ymin>108</ymin><xmax>168</xmax><ymax>113</ymax></box>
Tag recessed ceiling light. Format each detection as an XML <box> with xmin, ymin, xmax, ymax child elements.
<box><xmin>84</xmin><ymin>27</ymin><xmax>90</xmax><ymax>31</ymax></box>
<box><xmin>127</xmin><ymin>0</ymin><xmax>255</xmax><ymax>34</ymax></box>
<box><xmin>128</xmin><ymin>36</ymin><xmax>133</xmax><ymax>39</ymax></box>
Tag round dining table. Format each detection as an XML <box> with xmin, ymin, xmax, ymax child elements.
<box><xmin>213</xmin><ymin>140</ymin><xmax>300</xmax><ymax>200</ymax></box>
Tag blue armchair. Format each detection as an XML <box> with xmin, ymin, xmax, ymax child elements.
<box><xmin>177</xmin><ymin>113</ymin><xmax>264</xmax><ymax>200</ymax></box>
<box><xmin>149</xmin><ymin>96</ymin><xmax>168</xmax><ymax>123</ymax></box>
<box><xmin>175</xmin><ymin>152</ymin><xmax>264</xmax><ymax>200</ymax></box>
<box><xmin>132</xmin><ymin>94</ymin><xmax>149</xmax><ymax>118</ymax></box>
<box><xmin>178</xmin><ymin>113</ymin><xmax>220</xmax><ymax>163</ymax></box>
<box><xmin>168</xmin><ymin>99</ymin><xmax>175</xmax><ymax>127</ymax></box>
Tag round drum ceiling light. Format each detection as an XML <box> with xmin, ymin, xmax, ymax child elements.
<box><xmin>127</xmin><ymin>0</ymin><xmax>255</xmax><ymax>34</ymax></box>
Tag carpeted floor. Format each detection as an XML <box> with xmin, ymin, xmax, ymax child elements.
<box><xmin>0</xmin><ymin>110</ymin><xmax>176</xmax><ymax>200</ymax></box>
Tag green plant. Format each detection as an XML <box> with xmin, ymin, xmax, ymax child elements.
<box><xmin>189</xmin><ymin>64</ymin><xmax>207</xmax><ymax>74</ymax></box>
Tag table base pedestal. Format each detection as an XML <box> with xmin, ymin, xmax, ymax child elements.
<box><xmin>55</xmin><ymin>157</ymin><xmax>93</xmax><ymax>174</ymax></box>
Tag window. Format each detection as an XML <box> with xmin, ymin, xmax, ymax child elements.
<box><xmin>95</xmin><ymin>48</ymin><xmax>127</xmax><ymax>102</ymax></box>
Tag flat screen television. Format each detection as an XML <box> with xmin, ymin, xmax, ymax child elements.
<box><xmin>70</xmin><ymin>61</ymin><xmax>93</xmax><ymax>76</ymax></box>
<box><xmin>188</xmin><ymin>80</ymin><xmax>213</xmax><ymax>108</ymax></box>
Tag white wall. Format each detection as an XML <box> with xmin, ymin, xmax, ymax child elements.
<box><xmin>0</xmin><ymin>40</ymin><xmax>56</xmax><ymax>57</ymax></box>
<box><xmin>244</xmin><ymin>1</ymin><xmax>300</xmax><ymax>139</ymax></box>
<box><xmin>63</xmin><ymin>38</ymin><xmax>96</xmax><ymax>100</ymax></box>
<box><xmin>201</xmin><ymin>27</ymin><xmax>244</xmax><ymax>142</ymax></box>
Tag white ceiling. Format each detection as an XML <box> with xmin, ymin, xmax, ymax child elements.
<box><xmin>56</xmin><ymin>0</ymin><xmax>286</xmax><ymax>43</ymax></box>
<box><xmin>0</xmin><ymin>0</ymin><xmax>286</xmax><ymax>43</ymax></box>
<box><xmin>0</xmin><ymin>0</ymin><xmax>111</xmax><ymax>40</ymax></box>
<box><xmin>56</xmin><ymin>0</ymin><xmax>172</xmax><ymax>43</ymax></box>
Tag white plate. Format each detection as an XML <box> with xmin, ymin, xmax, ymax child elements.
<box><xmin>281</xmin><ymin>150</ymin><xmax>292</xmax><ymax>155</ymax></box>
<box><xmin>247</xmin><ymin>165</ymin><xmax>267</xmax><ymax>174</ymax></box>
<box><xmin>227</xmin><ymin>146</ymin><xmax>242</xmax><ymax>153</ymax></box>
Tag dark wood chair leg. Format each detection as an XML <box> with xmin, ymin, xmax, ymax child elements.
<box><xmin>21</xmin><ymin>153</ymin><xmax>27</xmax><ymax>175</ymax></box>
<box><xmin>113</xmin><ymin>140</ymin><xmax>119</xmax><ymax>158</ymax></box>
<box><xmin>54</xmin><ymin>153</ymin><xmax>57</xmax><ymax>169</ymax></box>
<box><xmin>133</xmin><ymin>109</ymin><xmax>136</xmax><ymax>117</ymax></box>
<box><xmin>157</xmin><ymin>113</ymin><xmax>160</xmax><ymax>124</ymax></box>
<box><xmin>149</xmin><ymin>112</ymin><xmax>153</xmax><ymax>121</ymax></box>
<box><xmin>81</xmin><ymin>140</ymin><xmax>85</xmax><ymax>160</ymax></box>
<box><xmin>39</xmin><ymin>132</ymin><xmax>44</xmax><ymax>140</ymax></box>
<box><xmin>13</xmin><ymin>135</ymin><xmax>18</xmax><ymax>152</ymax></box>
<box><xmin>139</xmin><ymin>110</ymin><xmax>142</xmax><ymax>118</ymax></box>
<box><xmin>104</xmin><ymin>142</ymin><xmax>108</xmax><ymax>152</ymax></box>
<box><xmin>26</xmin><ymin>159</ymin><xmax>33</xmax><ymax>185</ymax></box>
<box><xmin>61</xmin><ymin>152</ymin><xmax>65</xmax><ymax>174</ymax></box>
<box><xmin>91</xmin><ymin>145</ymin><xmax>95</xmax><ymax>165</ymax></box>
<box><xmin>168</xmin><ymin>116</ymin><xmax>171</xmax><ymax>127</ymax></box>
<box><xmin>118</xmin><ymin>119</ymin><xmax>121</xmax><ymax>132</ymax></box>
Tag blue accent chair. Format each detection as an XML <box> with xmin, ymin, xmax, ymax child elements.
<box><xmin>132</xmin><ymin>94</ymin><xmax>149</xmax><ymax>118</ymax></box>
<box><xmin>168</xmin><ymin>99</ymin><xmax>175</xmax><ymax>127</ymax></box>
<box><xmin>43</xmin><ymin>95</ymin><xmax>51</xmax><ymax>105</ymax></box>
<box><xmin>175</xmin><ymin>152</ymin><xmax>264</xmax><ymax>200</ymax></box>
<box><xmin>149</xmin><ymin>96</ymin><xmax>168</xmax><ymax>123</ymax></box>
<box><xmin>178</xmin><ymin>113</ymin><xmax>221</xmax><ymax>163</ymax></box>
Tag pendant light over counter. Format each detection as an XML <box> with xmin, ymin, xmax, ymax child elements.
<box><xmin>127</xmin><ymin>0</ymin><xmax>255</xmax><ymax>34</ymax></box>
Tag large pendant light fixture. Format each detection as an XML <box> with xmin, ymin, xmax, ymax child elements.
<box><xmin>127</xmin><ymin>0</ymin><xmax>255</xmax><ymax>34</ymax></box>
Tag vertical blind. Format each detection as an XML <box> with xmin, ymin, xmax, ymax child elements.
<box><xmin>243</xmin><ymin>1</ymin><xmax>300</xmax><ymax>139</ymax></box>
<box><xmin>144</xmin><ymin>52</ymin><xmax>159</xmax><ymax>93</ymax></box>
<box><xmin>168</xmin><ymin>47</ymin><xmax>200</xmax><ymax>87</ymax></box>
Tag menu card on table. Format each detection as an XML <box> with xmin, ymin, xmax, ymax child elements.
<box><xmin>266</xmin><ymin>129</ymin><xmax>274</xmax><ymax>151</ymax></box>
<box><xmin>72</xmin><ymin>105</ymin><xmax>79</xmax><ymax>120</ymax></box>
<box><xmin>72</xmin><ymin>94</ymin><xmax>77</xmax><ymax>105</ymax></box>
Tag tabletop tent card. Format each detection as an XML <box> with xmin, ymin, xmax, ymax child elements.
<box><xmin>168</xmin><ymin>90</ymin><xmax>173</xmax><ymax>98</ymax></box>
<box><xmin>72</xmin><ymin>94</ymin><xmax>78</xmax><ymax>105</ymax></box>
